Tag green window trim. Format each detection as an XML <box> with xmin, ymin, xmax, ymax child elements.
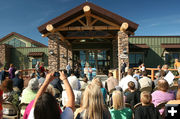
<box><xmin>5</xmin><ymin>38</ymin><xmax>26</xmax><ymax>47</ymax></box>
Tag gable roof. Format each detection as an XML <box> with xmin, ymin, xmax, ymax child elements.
<box><xmin>130</xmin><ymin>36</ymin><xmax>180</xmax><ymax>38</ymax></box>
<box><xmin>0</xmin><ymin>32</ymin><xmax>47</xmax><ymax>47</ymax></box>
<box><xmin>38</xmin><ymin>2</ymin><xmax>138</xmax><ymax>34</ymax></box>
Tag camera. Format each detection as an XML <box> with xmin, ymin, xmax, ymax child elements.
<box><xmin>54</xmin><ymin>72</ymin><xmax>60</xmax><ymax>77</ymax></box>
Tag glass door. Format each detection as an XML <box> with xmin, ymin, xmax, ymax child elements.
<box><xmin>97</xmin><ymin>50</ymin><xmax>110</xmax><ymax>75</ymax></box>
<box><xmin>88</xmin><ymin>51</ymin><xmax>96</xmax><ymax>68</ymax></box>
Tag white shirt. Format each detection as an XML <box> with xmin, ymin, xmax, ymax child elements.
<box><xmin>62</xmin><ymin>90</ymin><xmax>82</xmax><ymax>106</ymax></box>
<box><xmin>139</xmin><ymin>76</ymin><xmax>152</xmax><ymax>89</ymax></box>
<box><xmin>66</xmin><ymin>65</ymin><xmax>71</xmax><ymax>71</ymax></box>
<box><xmin>68</xmin><ymin>76</ymin><xmax>81</xmax><ymax>90</ymax></box>
<box><xmin>141</xmin><ymin>66</ymin><xmax>145</xmax><ymax>71</ymax></box>
<box><xmin>28</xmin><ymin>107</ymin><xmax>73</xmax><ymax>119</ymax></box>
<box><xmin>84</xmin><ymin>68</ymin><xmax>89</xmax><ymax>75</ymax></box>
<box><xmin>119</xmin><ymin>75</ymin><xmax>138</xmax><ymax>91</ymax></box>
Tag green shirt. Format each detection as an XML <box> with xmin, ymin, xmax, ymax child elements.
<box><xmin>109</xmin><ymin>108</ymin><xmax>132</xmax><ymax>119</ymax></box>
<box><xmin>21</xmin><ymin>88</ymin><xmax>37</xmax><ymax>103</ymax></box>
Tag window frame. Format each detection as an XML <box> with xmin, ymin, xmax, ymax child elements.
<box><xmin>129</xmin><ymin>52</ymin><xmax>144</xmax><ymax>67</ymax></box>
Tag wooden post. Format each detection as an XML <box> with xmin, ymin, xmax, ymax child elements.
<box><xmin>46</xmin><ymin>24</ymin><xmax>54</xmax><ymax>32</ymax></box>
<box><xmin>83</xmin><ymin>5</ymin><xmax>91</xmax><ymax>26</ymax></box>
<box><xmin>151</xmin><ymin>69</ymin><xmax>155</xmax><ymax>81</ymax></box>
<box><xmin>120</xmin><ymin>22</ymin><xmax>129</xmax><ymax>32</ymax></box>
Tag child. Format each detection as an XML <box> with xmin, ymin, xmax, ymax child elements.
<box><xmin>134</xmin><ymin>91</ymin><xmax>162</xmax><ymax>119</ymax></box>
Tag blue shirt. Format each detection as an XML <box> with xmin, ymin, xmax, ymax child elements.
<box><xmin>101</xmin><ymin>88</ymin><xmax>107</xmax><ymax>103</ymax></box>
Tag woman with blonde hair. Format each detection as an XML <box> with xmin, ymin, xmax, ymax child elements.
<box><xmin>74</xmin><ymin>84</ymin><xmax>111</xmax><ymax>119</ymax></box>
<box><xmin>110</xmin><ymin>90</ymin><xmax>133</xmax><ymax>119</ymax></box>
<box><xmin>92</xmin><ymin>77</ymin><xmax>107</xmax><ymax>103</ymax></box>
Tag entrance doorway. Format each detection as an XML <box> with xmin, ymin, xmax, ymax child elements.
<box><xmin>73</xmin><ymin>50</ymin><xmax>110</xmax><ymax>75</ymax></box>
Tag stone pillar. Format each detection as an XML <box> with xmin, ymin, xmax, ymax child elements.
<box><xmin>48</xmin><ymin>34</ymin><xmax>60</xmax><ymax>71</ymax></box>
<box><xmin>0</xmin><ymin>44</ymin><xmax>11</xmax><ymax>68</ymax></box>
<box><xmin>112</xmin><ymin>39</ymin><xmax>118</xmax><ymax>68</ymax></box>
<box><xmin>68</xmin><ymin>48</ymin><xmax>73</xmax><ymax>67</ymax></box>
<box><xmin>59</xmin><ymin>41</ymin><xmax>68</xmax><ymax>70</ymax></box>
<box><xmin>0</xmin><ymin>45</ymin><xmax>6</xmax><ymax>68</ymax></box>
<box><xmin>118</xmin><ymin>31</ymin><xmax>129</xmax><ymax>80</ymax></box>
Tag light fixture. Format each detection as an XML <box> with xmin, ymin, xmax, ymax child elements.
<box><xmin>60</xmin><ymin>54</ymin><xmax>65</xmax><ymax>58</ymax></box>
<box><xmin>49</xmin><ymin>50</ymin><xmax>54</xmax><ymax>55</ymax></box>
<box><xmin>123</xmin><ymin>48</ymin><xmax>127</xmax><ymax>54</ymax></box>
<box><xmin>80</xmin><ymin>39</ymin><xmax>86</xmax><ymax>42</ymax></box>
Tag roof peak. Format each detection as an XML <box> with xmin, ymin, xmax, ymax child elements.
<box><xmin>0</xmin><ymin>32</ymin><xmax>47</xmax><ymax>47</ymax></box>
<box><xmin>38</xmin><ymin>1</ymin><xmax>138</xmax><ymax>34</ymax></box>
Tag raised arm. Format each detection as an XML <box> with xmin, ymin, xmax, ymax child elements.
<box><xmin>59</xmin><ymin>71</ymin><xmax>75</xmax><ymax>110</ymax></box>
<box><xmin>32</xmin><ymin>73</ymin><xmax>54</xmax><ymax>108</ymax></box>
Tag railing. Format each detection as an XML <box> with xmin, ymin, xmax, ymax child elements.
<box><xmin>5</xmin><ymin>69</ymin><xmax>35</xmax><ymax>78</ymax></box>
<box><xmin>134</xmin><ymin>67</ymin><xmax>180</xmax><ymax>81</ymax></box>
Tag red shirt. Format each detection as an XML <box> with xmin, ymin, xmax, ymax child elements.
<box><xmin>0</xmin><ymin>90</ymin><xmax>3</xmax><ymax>111</ymax></box>
<box><xmin>39</xmin><ymin>66</ymin><xmax>45</xmax><ymax>73</ymax></box>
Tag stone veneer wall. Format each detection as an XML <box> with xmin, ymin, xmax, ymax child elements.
<box><xmin>112</xmin><ymin>39</ymin><xmax>118</xmax><ymax>68</ymax></box>
<box><xmin>59</xmin><ymin>41</ymin><xmax>67</xmax><ymax>70</ymax></box>
<box><xmin>48</xmin><ymin>34</ymin><xmax>73</xmax><ymax>71</ymax></box>
<box><xmin>0</xmin><ymin>44</ymin><xmax>11</xmax><ymax>68</ymax></box>
<box><xmin>59</xmin><ymin>41</ymin><xmax>73</xmax><ymax>70</ymax></box>
<box><xmin>67</xmin><ymin>48</ymin><xmax>73</xmax><ymax>67</ymax></box>
<box><xmin>118</xmin><ymin>31</ymin><xmax>129</xmax><ymax>80</ymax></box>
<box><xmin>48</xmin><ymin>34</ymin><xmax>60</xmax><ymax>71</ymax></box>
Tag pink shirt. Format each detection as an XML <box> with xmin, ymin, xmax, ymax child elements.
<box><xmin>23</xmin><ymin>100</ymin><xmax>62</xmax><ymax>119</ymax></box>
<box><xmin>151</xmin><ymin>90</ymin><xmax>175</xmax><ymax>114</ymax></box>
<box><xmin>23</xmin><ymin>100</ymin><xmax>34</xmax><ymax>119</ymax></box>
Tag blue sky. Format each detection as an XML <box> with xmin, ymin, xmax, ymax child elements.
<box><xmin>0</xmin><ymin>0</ymin><xmax>180</xmax><ymax>45</ymax></box>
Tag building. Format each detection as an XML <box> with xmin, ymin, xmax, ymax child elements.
<box><xmin>1</xmin><ymin>2</ymin><xmax>180</xmax><ymax>77</ymax></box>
<box><xmin>0</xmin><ymin>32</ymin><xmax>48</xmax><ymax>69</ymax></box>
<box><xmin>129</xmin><ymin>36</ymin><xmax>180</xmax><ymax>68</ymax></box>
<box><xmin>38</xmin><ymin>2</ymin><xmax>139</xmax><ymax>79</ymax></box>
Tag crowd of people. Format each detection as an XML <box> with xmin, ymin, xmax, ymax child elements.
<box><xmin>0</xmin><ymin>60</ymin><xmax>179</xmax><ymax>119</ymax></box>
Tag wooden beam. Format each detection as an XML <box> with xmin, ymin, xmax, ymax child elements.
<box><xmin>60</xmin><ymin>14</ymin><xmax>85</xmax><ymax>27</ymax></box>
<box><xmin>55</xmin><ymin>26</ymin><xmax>120</xmax><ymax>31</ymax></box>
<box><xmin>42</xmin><ymin>33</ymin><xmax>51</xmax><ymax>37</ymax></box>
<box><xmin>72</xmin><ymin>41</ymin><xmax>111</xmax><ymax>44</ymax></box>
<box><xmin>78</xmin><ymin>19</ymin><xmax>86</xmax><ymax>26</ymax></box>
<box><xmin>56</xmin><ymin>32</ymin><xmax>71</xmax><ymax>46</ymax></box>
<box><xmin>65</xmin><ymin>36</ymin><xmax>115</xmax><ymax>39</ymax></box>
<box><xmin>120</xmin><ymin>22</ymin><xmax>129</xmax><ymax>32</ymax></box>
<box><xmin>46</xmin><ymin>24</ymin><xmax>54</xmax><ymax>32</ymax></box>
<box><xmin>125</xmin><ymin>31</ymin><xmax>134</xmax><ymax>36</ymax></box>
<box><xmin>83</xmin><ymin>5</ymin><xmax>91</xmax><ymax>26</ymax></box>
<box><xmin>90</xmin><ymin>19</ymin><xmax>98</xmax><ymax>26</ymax></box>
<box><xmin>91</xmin><ymin>14</ymin><xmax>119</xmax><ymax>27</ymax></box>
<box><xmin>41</xmin><ymin>31</ymin><xmax>71</xmax><ymax>46</ymax></box>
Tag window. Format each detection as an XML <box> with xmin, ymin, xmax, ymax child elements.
<box><xmin>79</xmin><ymin>51</ymin><xmax>86</xmax><ymax>67</ymax></box>
<box><xmin>31</xmin><ymin>44</ymin><xmax>37</xmax><ymax>47</ymax></box>
<box><xmin>4</xmin><ymin>38</ymin><xmax>26</xmax><ymax>47</ymax></box>
<box><xmin>165</xmin><ymin>52</ymin><xmax>180</xmax><ymax>66</ymax></box>
<box><xmin>129</xmin><ymin>53</ymin><xmax>144</xmax><ymax>67</ymax></box>
<box><xmin>97</xmin><ymin>51</ymin><xmax>106</xmax><ymax>60</ymax></box>
<box><xmin>89</xmin><ymin>52</ymin><xmax>95</xmax><ymax>68</ymax></box>
<box><xmin>172</xmin><ymin>53</ymin><xmax>179</xmax><ymax>59</ymax></box>
<box><xmin>32</xmin><ymin>58</ymin><xmax>41</xmax><ymax>68</ymax></box>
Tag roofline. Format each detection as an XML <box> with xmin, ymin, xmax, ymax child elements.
<box><xmin>130</xmin><ymin>36</ymin><xmax>180</xmax><ymax>38</ymax></box>
<box><xmin>161</xmin><ymin>43</ymin><xmax>180</xmax><ymax>48</ymax></box>
<box><xmin>38</xmin><ymin>2</ymin><xmax>138</xmax><ymax>34</ymax></box>
<box><xmin>0</xmin><ymin>32</ymin><xmax>47</xmax><ymax>47</ymax></box>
